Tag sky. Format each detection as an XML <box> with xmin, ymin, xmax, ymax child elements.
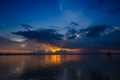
<box><xmin>0</xmin><ymin>0</ymin><xmax>120</xmax><ymax>53</ymax></box>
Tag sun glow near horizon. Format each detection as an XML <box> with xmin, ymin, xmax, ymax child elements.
<box><xmin>0</xmin><ymin>43</ymin><xmax>83</xmax><ymax>54</ymax></box>
<box><xmin>51</xmin><ymin>48</ymin><xmax>62</xmax><ymax>53</ymax></box>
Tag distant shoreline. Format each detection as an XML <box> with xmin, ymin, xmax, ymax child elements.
<box><xmin>0</xmin><ymin>53</ymin><xmax>120</xmax><ymax>56</ymax></box>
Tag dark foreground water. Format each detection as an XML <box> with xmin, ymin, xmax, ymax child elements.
<box><xmin>0</xmin><ymin>54</ymin><xmax>120</xmax><ymax>80</ymax></box>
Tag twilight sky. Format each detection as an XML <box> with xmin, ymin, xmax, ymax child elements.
<box><xmin>0</xmin><ymin>0</ymin><xmax>120</xmax><ymax>53</ymax></box>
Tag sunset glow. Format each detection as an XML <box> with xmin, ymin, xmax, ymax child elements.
<box><xmin>43</xmin><ymin>44</ymin><xmax>81</xmax><ymax>54</ymax></box>
<box><xmin>0</xmin><ymin>50</ymin><xmax>31</xmax><ymax>53</ymax></box>
<box><xmin>0</xmin><ymin>0</ymin><xmax>120</xmax><ymax>79</ymax></box>
<box><xmin>51</xmin><ymin>48</ymin><xmax>62</xmax><ymax>53</ymax></box>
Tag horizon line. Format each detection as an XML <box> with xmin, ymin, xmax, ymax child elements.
<box><xmin>0</xmin><ymin>53</ymin><xmax>120</xmax><ymax>56</ymax></box>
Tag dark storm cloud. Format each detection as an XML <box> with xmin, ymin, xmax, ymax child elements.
<box><xmin>66</xmin><ymin>28</ymin><xmax>78</xmax><ymax>40</ymax></box>
<box><xmin>67</xmin><ymin>28</ymin><xmax>78</xmax><ymax>35</ymax></box>
<box><xmin>63</xmin><ymin>32</ymin><xmax>120</xmax><ymax>52</ymax></box>
<box><xmin>63</xmin><ymin>25</ymin><xmax>120</xmax><ymax>52</ymax></box>
<box><xmin>86</xmin><ymin>25</ymin><xmax>108</xmax><ymax>37</ymax></box>
<box><xmin>12</xmin><ymin>23</ymin><xmax>120</xmax><ymax>52</ymax></box>
<box><xmin>12</xmin><ymin>29</ymin><xmax>63</xmax><ymax>45</ymax></box>
<box><xmin>67</xmin><ymin>35</ymin><xmax>76</xmax><ymax>40</ymax></box>
<box><xmin>99</xmin><ymin>30</ymin><xmax>120</xmax><ymax>49</ymax></box>
<box><xmin>65</xmin><ymin>22</ymin><xmax>80</xmax><ymax>40</ymax></box>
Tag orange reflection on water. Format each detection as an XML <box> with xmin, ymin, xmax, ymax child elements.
<box><xmin>41</xmin><ymin>55</ymin><xmax>62</xmax><ymax>67</ymax></box>
<box><xmin>0</xmin><ymin>55</ymin><xmax>82</xmax><ymax>74</ymax></box>
<box><xmin>41</xmin><ymin>55</ymin><xmax>81</xmax><ymax>67</ymax></box>
<box><xmin>50</xmin><ymin>55</ymin><xmax>61</xmax><ymax>64</ymax></box>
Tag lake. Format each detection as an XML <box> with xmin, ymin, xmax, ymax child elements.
<box><xmin>0</xmin><ymin>54</ymin><xmax>120</xmax><ymax>80</ymax></box>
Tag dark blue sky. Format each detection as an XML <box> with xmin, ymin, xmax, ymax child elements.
<box><xmin>1</xmin><ymin>0</ymin><xmax>120</xmax><ymax>33</ymax></box>
<box><xmin>0</xmin><ymin>0</ymin><xmax>63</xmax><ymax>33</ymax></box>
<box><xmin>0</xmin><ymin>0</ymin><xmax>120</xmax><ymax>53</ymax></box>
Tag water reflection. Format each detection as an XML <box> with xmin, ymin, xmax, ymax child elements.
<box><xmin>0</xmin><ymin>55</ymin><xmax>120</xmax><ymax>80</ymax></box>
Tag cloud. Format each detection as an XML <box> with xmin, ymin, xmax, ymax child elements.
<box><xmin>12</xmin><ymin>29</ymin><xmax>64</xmax><ymax>45</ymax></box>
<box><xmin>21</xmin><ymin>24</ymin><xmax>34</xmax><ymax>31</ymax></box>
<box><xmin>86</xmin><ymin>25</ymin><xmax>108</xmax><ymax>37</ymax></box>
<box><xmin>98</xmin><ymin>30</ymin><xmax>120</xmax><ymax>49</ymax></box>
<box><xmin>62</xmin><ymin>25</ymin><xmax>120</xmax><ymax>52</ymax></box>
<box><xmin>67</xmin><ymin>35</ymin><xmax>77</xmax><ymax>40</ymax></box>
<box><xmin>0</xmin><ymin>36</ymin><xmax>46</xmax><ymax>52</ymax></box>
<box><xmin>67</xmin><ymin>28</ymin><xmax>78</xmax><ymax>35</ymax></box>
<box><xmin>70</xmin><ymin>21</ymin><xmax>79</xmax><ymax>26</ymax></box>
<box><xmin>0</xmin><ymin>36</ymin><xmax>17</xmax><ymax>46</ymax></box>
<box><xmin>0</xmin><ymin>36</ymin><xmax>20</xmax><ymax>50</ymax></box>
<box><xmin>12</xmin><ymin>23</ymin><xmax>120</xmax><ymax>53</ymax></box>
<box><xmin>66</xmin><ymin>28</ymin><xmax>78</xmax><ymax>40</ymax></box>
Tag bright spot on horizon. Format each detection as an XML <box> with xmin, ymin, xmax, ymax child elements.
<box><xmin>51</xmin><ymin>48</ymin><xmax>62</xmax><ymax>53</ymax></box>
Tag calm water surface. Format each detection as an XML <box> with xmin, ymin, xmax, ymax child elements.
<box><xmin>0</xmin><ymin>54</ymin><xmax>120</xmax><ymax>80</ymax></box>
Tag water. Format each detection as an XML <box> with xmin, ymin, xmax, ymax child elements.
<box><xmin>0</xmin><ymin>54</ymin><xmax>120</xmax><ymax>80</ymax></box>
